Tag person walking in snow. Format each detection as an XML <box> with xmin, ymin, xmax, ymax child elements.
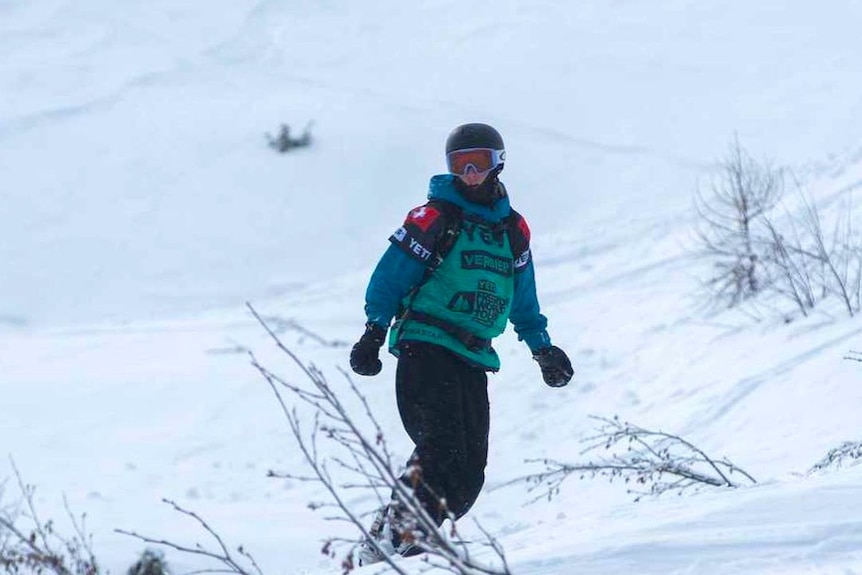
<box><xmin>349</xmin><ymin>123</ymin><xmax>573</xmax><ymax>562</ymax></box>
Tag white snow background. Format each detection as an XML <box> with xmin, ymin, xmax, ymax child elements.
<box><xmin>2</xmin><ymin>1</ymin><xmax>862</xmax><ymax>573</ymax></box>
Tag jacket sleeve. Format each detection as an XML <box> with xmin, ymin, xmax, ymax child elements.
<box><xmin>364</xmin><ymin>204</ymin><xmax>447</xmax><ymax>328</ymax></box>
<box><xmin>364</xmin><ymin>244</ymin><xmax>427</xmax><ymax>328</ymax></box>
<box><xmin>507</xmin><ymin>210</ymin><xmax>551</xmax><ymax>351</ymax></box>
<box><xmin>510</xmin><ymin>259</ymin><xmax>551</xmax><ymax>351</ymax></box>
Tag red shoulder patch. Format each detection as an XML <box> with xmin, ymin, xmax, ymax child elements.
<box><xmin>517</xmin><ymin>215</ymin><xmax>531</xmax><ymax>242</ymax></box>
<box><xmin>405</xmin><ymin>205</ymin><xmax>441</xmax><ymax>232</ymax></box>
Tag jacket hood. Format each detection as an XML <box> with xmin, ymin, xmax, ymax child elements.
<box><xmin>427</xmin><ymin>174</ymin><xmax>511</xmax><ymax>223</ymax></box>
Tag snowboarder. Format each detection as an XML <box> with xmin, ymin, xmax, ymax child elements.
<box><xmin>350</xmin><ymin>123</ymin><xmax>574</xmax><ymax>562</ymax></box>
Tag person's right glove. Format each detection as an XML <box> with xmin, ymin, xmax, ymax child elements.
<box><xmin>532</xmin><ymin>345</ymin><xmax>574</xmax><ymax>387</ymax></box>
<box><xmin>349</xmin><ymin>322</ymin><xmax>387</xmax><ymax>376</ymax></box>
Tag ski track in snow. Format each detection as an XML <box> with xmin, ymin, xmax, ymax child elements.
<box><xmin>682</xmin><ymin>323</ymin><xmax>862</xmax><ymax>437</ymax></box>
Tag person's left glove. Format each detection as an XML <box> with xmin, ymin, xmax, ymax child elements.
<box><xmin>532</xmin><ymin>345</ymin><xmax>574</xmax><ymax>387</ymax></box>
<box><xmin>350</xmin><ymin>322</ymin><xmax>387</xmax><ymax>376</ymax></box>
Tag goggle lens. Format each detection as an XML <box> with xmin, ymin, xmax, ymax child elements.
<box><xmin>446</xmin><ymin>148</ymin><xmax>505</xmax><ymax>176</ymax></box>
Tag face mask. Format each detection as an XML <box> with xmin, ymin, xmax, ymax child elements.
<box><xmin>454</xmin><ymin>173</ymin><xmax>504</xmax><ymax>207</ymax></box>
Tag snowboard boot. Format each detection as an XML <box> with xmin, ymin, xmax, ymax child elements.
<box><xmin>388</xmin><ymin>501</ymin><xmax>429</xmax><ymax>558</ymax></box>
<box><xmin>356</xmin><ymin>502</ymin><xmax>428</xmax><ymax>565</ymax></box>
<box><xmin>356</xmin><ymin>504</ymin><xmax>393</xmax><ymax>566</ymax></box>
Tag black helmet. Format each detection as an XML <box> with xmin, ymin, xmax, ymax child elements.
<box><xmin>445</xmin><ymin>123</ymin><xmax>506</xmax><ymax>205</ymax></box>
<box><xmin>445</xmin><ymin>123</ymin><xmax>505</xmax><ymax>156</ymax></box>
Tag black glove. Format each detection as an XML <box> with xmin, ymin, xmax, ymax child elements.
<box><xmin>532</xmin><ymin>345</ymin><xmax>574</xmax><ymax>387</ymax></box>
<box><xmin>350</xmin><ymin>322</ymin><xmax>387</xmax><ymax>376</ymax></box>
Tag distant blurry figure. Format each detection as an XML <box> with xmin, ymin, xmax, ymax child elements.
<box><xmin>266</xmin><ymin>122</ymin><xmax>313</xmax><ymax>153</ymax></box>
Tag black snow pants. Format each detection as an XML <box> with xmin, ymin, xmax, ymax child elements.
<box><xmin>395</xmin><ymin>341</ymin><xmax>490</xmax><ymax>527</ymax></box>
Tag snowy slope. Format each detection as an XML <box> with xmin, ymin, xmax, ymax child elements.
<box><xmin>3</xmin><ymin>1</ymin><xmax>862</xmax><ymax>574</ymax></box>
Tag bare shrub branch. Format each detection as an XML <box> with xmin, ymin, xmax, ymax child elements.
<box><xmin>265</xmin><ymin>122</ymin><xmax>314</xmax><ymax>154</ymax></box>
<box><xmin>502</xmin><ymin>416</ymin><xmax>756</xmax><ymax>503</ymax></box>
<box><xmin>760</xmin><ymin>180</ymin><xmax>862</xmax><ymax>318</ymax></box>
<box><xmin>695</xmin><ymin>136</ymin><xmax>783</xmax><ymax>307</ymax></box>
<box><xmin>695</xmin><ymin>138</ymin><xmax>862</xmax><ymax>320</ymax></box>
<box><xmin>760</xmin><ymin>215</ymin><xmax>816</xmax><ymax>316</ymax></box>
<box><xmin>809</xmin><ymin>441</ymin><xmax>862</xmax><ymax>473</ymax></box>
<box><xmin>246</xmin><ymin>303</ymin><xmax>512</xmax><ymax>575</ymax></box>
<box><xmin>0</xmin><ymin>459</ymin><xmax>100</xmax><ymax>575</ymax></box>
<box><xmin>794</xmin><ymin>186</ymin><xmax>861</xmax><ymax>317</ymax></box>
<box><xmin>116</xmin><ymin>499</ymin><xmax>263</xmax><ymax>575</ymax></box>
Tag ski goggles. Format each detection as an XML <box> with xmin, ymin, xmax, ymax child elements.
<box><xmin>446</xmin><ymin>148</ymin><xmax>506</xmax><ymax>177</ymax></box>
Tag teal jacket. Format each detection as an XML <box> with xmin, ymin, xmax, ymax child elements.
<box><xmin>364</xmin><ymin>175</ymin><xmax>551</xmax><ymax>355</ymax></box>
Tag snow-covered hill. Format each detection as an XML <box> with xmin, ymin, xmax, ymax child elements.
<box><xmin>3</xmin><ymin>1</ymin><xmax>862</xmax><ymax>573</ymax></box>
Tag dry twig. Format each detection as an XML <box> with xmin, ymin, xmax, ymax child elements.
<box><xmin>246</xmin><ymin>303</ymin><xmax>512</xmax><ymax>575</ymax></box>
<box><xmin>502</xmin><ymin>416</ymin><xmax>756</xmax><ymax>503</ymax></box>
